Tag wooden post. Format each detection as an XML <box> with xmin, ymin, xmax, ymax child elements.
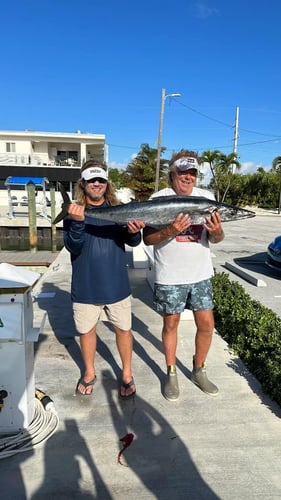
<box><xmin>50</xmin><ymin>185</ymin><xmax>57</xmax><ymax>252</ymax></box>
<box><xmin>27</xmin><ymin>182</ymin><xmax>37</xmax><ymax>253</ymax></box>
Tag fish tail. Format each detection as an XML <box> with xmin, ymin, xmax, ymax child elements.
<box><xmin>58</xmin><ymin>182</ymin><xmax>72</xmax><ymax>204</ymax></box>
<box><xmin>52</xmin><ymin>205</ymin><xmax>69</xmax><ymax>224</ymax></box>
<box><xmin>52</xmin><ymin>182</ymin><xmax>72</xmax><ymax>224</ymax></box>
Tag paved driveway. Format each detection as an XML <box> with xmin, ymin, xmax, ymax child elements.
<box><xmin>212</xmin><ymin>213</ymin><xmax>281</xmax><ymax>316</ymax></box>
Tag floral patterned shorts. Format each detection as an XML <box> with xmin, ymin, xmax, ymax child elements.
<box><xmin>154</xmin><ymin>278</ymin><xmax>213</xmax><ymax>315</ymax></box>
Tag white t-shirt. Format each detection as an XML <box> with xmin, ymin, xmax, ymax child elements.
<box><xmin>150</xmin><ymin>187</ymin><xmax>215</xmax><ymax>285</ymax></box>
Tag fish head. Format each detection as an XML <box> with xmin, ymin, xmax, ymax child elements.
<box><xmin>217</xmin><ymin>203</ymin><xmax>256</xmax><ymax>222</ymax></box>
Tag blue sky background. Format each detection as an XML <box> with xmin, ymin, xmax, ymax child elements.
<box><xmin>1</xmin><ymin>0</ymin><xmax>280</xmax><ymax>179</ymax></box>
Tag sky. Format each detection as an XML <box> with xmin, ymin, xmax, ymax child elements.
<box><xmin>1</xmin><ymin>0</ymin><xmax>280</xmax><ymax>182</ymax></box>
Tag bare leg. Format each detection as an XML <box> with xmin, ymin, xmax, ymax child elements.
<box><xmin>162</xmin><ymin>313</ymin><xmax>181</xmax><ymax>367</ymax></box>
<box><xmin>114</xmin><ymin>326</ymin><xmax>135</xmax><ymax>397</ymax></box>
<box><xmin>191</xmin><ymin>309</ymin><xmax>218</xmax><ymax>395</ymax></box>
<box><xmin>162</xmin><ymin>313</ymin><xmax>181</xmax><ymax>401</ymax></box>
<box><xmin>78</xmin><ymin>325</ymin><xmax>97</xmax><ymax>394</ymax></box>
<box><xmin>193</xmin><ymin>310</ymin><xmax>214</xmax><ymax>367</ymax></box>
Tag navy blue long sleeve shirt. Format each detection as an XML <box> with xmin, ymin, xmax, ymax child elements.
<box><xmin>63</xmin><ymin>203</ymin><xmax>141</xmax><ymax>304</ymax></box>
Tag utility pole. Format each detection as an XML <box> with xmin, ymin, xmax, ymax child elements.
<box><xmin>155</xmin><ymin>88</ymin><xmax>181</xmax><ymax>192</ymax></box>
<box><xmin>155</xmin><ymin>88</ymin><xmax>166</xmax><ymax>193</ymax></box>
<box><xmin>232</xmin><ymin>106</ymin><xmax>239</xmax><ymax>174</ymax></box>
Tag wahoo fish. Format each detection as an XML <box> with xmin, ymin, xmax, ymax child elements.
<box><xmin>53</xmin><ymin>182</ymin><xmax>256</xmax><ymax>227</ymax></box>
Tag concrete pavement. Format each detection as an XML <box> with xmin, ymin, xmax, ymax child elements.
<box><xmin>211</xmin><ymin>214</ymin><xmax>281</xmax><ymax>317</ymax></box>
<box><xmin>1</xmin><ymin>230</ymin><xmax>281</xmax><ymax>498</ymax></box>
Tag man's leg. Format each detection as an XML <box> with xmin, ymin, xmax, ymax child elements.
<box><xmin>191</xmin><ymin>309</ymin><xmax>218</xmax><ymax>395</ymax></box>
<box><xmin>77</xmin><ymin>326</ymin><xmax>97</xmax><ymax>395</ymax></box>
<box><xmin>162</xmin><ymin>313</ymin><xmax>181</xmax><ymax>401</ymax></box>
<box><xmin>193</xmin><ymin>309</ymin><xmax>214</xmax><ymax>368</ymax></box>
<box><xmin>162</xmin><ymin>313</ymin><xmax>181</xmax><ymax>366</ymax></box>
<box><xmin>114</xmin><ymin>326</ymin><xmax>135</xmax><ymax>398</ymax></box>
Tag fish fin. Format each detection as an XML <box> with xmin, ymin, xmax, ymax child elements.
<box><xmin>52</xmin><ymin>205</ymin><xmax>69</xmax><ymax>224</ymax></box>
<box><xmin>52</xmin><ymin>183</ymin><xmax>72</xmax><ymax>224</ymax></box>
<box><xmin>58</xmin><ymin>182</ymin><xmax>72</xmax><ymax>204</ymax></box>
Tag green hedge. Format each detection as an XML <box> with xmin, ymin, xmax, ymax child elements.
<box><xmin>212</xmin><ymin>272</ymin><xmax>281</xmax><ymax>406</ymax></box>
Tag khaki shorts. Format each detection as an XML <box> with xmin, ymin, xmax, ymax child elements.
<box><xmin>73</xmin><ymin>295</ymin><xmax>132</xmax><ymax>334</ymax></box>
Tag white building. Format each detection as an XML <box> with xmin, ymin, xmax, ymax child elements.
<box><xmin>0</xmin><ymin>129</ymin><xmax>107</xmax><ymax>167</ymax></box>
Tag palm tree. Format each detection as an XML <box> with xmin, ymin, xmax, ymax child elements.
<box><xmin>199</xmin><ymin>150</ymin><xmax>221</xmax><ymax>200</ymax></box>
<box><xmin>215</xmin><ymin>152</ymin><xmax>241</xmax><ymax>202</ymax></box>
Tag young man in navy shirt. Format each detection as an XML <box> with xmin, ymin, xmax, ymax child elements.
<box><xmin>64</xmin><ymin>161</ymin><xmax>144</xmax><ymax>398</ymax></box>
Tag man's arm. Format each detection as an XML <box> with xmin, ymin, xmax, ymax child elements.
<box><xmin>63</xmin><ymin>203</ymin><xmax>86</xmax><ymax>255</ymax></box>
<box><xmin>123</xmin><ymin>220</ymin><xmax>145</xmax><ymax>247</ymax></box>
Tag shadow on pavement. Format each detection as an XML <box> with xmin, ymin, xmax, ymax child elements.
<box><xmin>34</xmin><ymin>281</ymin><xmax>84</xmax><ymax>376</ymax></box>
<box><xmin>102</xmin><ymin>369</ymin><xmax>220</xmax><ymax>499</ymax></box>
<box><xmin>31</xmin><ymin>419</ymin><xmax>112</xmax><ymax>499</ymax></box>
<box><xmin>233</xmin><ymin>252</ymin><xmax>281</xmax><ymax>280</ymax></box>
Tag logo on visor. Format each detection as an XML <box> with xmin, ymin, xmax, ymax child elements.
<box><xmin>173</xmin><ymin>157</ymin><xmax>199</xmax><ymax>170</ymax></box>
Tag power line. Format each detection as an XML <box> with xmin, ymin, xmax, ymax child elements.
<box><xmin>176</xmin><ymin>101</ymin><xmax>233</xmax><ymax>129</ymax></box>
<box><xmin>107</xmin><ymin>101</ymin><xmax>281</xmax><ymax>159</ymax></box>
<box><xmin>176</xmin><ymin>100</ymin><xmax>281</xmax><ymax>138</ymax></box>
<box><xmin>108</xmin><ymin>135</ymin><xmax>281</xmax><ymax>155</ymax></box>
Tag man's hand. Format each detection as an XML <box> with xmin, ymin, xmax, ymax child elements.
<box><xmin>204</xmin><ymin>211</ymin><xmax>224</xmax><ymax>243</ymax></box>
<box><xmin>68</xmin><ymin>203</ymin><xmax>85</xmax><ymax>221</ymax></box>
<box><xmin>143</xmin><ymin>213</ymin><xmax>191</xmax><ymax>246</ymax></box>
<box><xmin>169</xmin><ymin>213</ymin><xmax>191</xmax><ymax>236</ymax></box>
<box><xmin>127</xmin><ymin>220</ymin><xmax>145</xmax><ymax>234</ymax></box>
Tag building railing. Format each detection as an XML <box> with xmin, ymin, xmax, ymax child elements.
<box><xmin>0</xmin><ymin>153</ymin><xmax>53</xmax><ymax>165</ymax></box>
<box><xmin>0</xmin><ymin>153</ymin><xmax>81</xmax><ymax>167</ymax></box>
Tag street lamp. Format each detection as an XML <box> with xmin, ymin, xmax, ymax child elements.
<box><xmin>155</xmin><ymin>88</ymin><xmax>181</xmax><ymax>192</ymax></box>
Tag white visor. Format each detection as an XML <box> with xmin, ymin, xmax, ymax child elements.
<box><xmin>81</xmin><ymin>166</ymin><xmax>108</xmax><ymax>181</ymax></box>
<box><xmin>173</xmin><ymin>157</ymin><xmax>199</xmax><ymax>171</ymax></box>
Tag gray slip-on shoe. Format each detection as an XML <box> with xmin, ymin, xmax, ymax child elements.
<box><xmin>191</xmin><ymin>362</ymin><xmax>219</xmax><ymax>396</ymax></box>
<box><xmin>164</xmin><ymin>369</ymin><xmax>179</xmax><ymax>401</ymax></box>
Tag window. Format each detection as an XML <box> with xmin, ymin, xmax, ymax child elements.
<box><xmin>6</xmin><ymin>142</ymin><xmax>16</xmax><ymax>152</ymax></box>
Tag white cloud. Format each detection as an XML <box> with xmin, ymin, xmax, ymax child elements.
<box><xmin>108</xmin><ymin>160</ymin><xmax>127</xmax><ymax>171</ymax></box>
<box><xmin>239</xmin><ymin>161</ymin><xmax>271</xmax><ymax>174</ymax></box>
<box><xmin>192</xmin><ymin>2</ymin><xmax>219</xmax><ymax>19</ymax></box>
<box><xmin>109</xmin><ymin>153</ymin><xmax>138</xmax><ymax>171</ymax></box>
<box><xmin>200</xmin><ymin>160</ymin><xmax>272</xmax><ymax>186</ymax></box>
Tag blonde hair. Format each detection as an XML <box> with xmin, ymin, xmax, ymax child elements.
<box><xmin>75</xmin><ymin>160</ymin><xmax>120</xmax><ymax>206</ymax></box>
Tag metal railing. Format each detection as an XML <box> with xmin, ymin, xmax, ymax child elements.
<box><xmin>0</xmin><ymin>153</ymin><xmax>54</xmax><ymax>165</ymax></box>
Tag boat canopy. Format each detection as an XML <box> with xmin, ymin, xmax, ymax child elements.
<box><xmin>4</xmin><ymin>176</ymin><xmax>49</xmax><ymax>187</ymax></box>
<box><xmin>5</xmin><ymin>176</ymin><xmax>50</xmax><ymax>218</ymax></box>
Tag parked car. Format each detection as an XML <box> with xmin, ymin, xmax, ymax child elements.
<box><xmin>20</xmin><ymin>195</ymin><xmax>28</xmax><ymax>206</ymax></box>
<box><xmin>266</xmin><ymin>235</ymin><xmax>281</xmax><ymax>270</ymax></box>
<box><xmin>11</xmin><ymin>195</ymin><xmax>18</xmax><ymax>206</ymax></box>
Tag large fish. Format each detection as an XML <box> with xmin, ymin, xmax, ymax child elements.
<box><xmin>53</xmin><ymin>182</ymin><xmax>256</xmax><ymax>227</ymax></box>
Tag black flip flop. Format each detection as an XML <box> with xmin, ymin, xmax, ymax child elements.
<box><xmin>76</xmin><ymin>376</ymin><xmax>96</xmax><ymax>395</ymax></box>
<box><xmin>119</xmin><ymin>377</ymin><xmax>136</xmax><ymax>400</ymax></box>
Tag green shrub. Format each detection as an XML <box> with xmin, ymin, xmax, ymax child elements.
<box><xmin>212</xmin><ymin>272</ymin><xmax>281</xmax><ymax>406</ymax></box>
